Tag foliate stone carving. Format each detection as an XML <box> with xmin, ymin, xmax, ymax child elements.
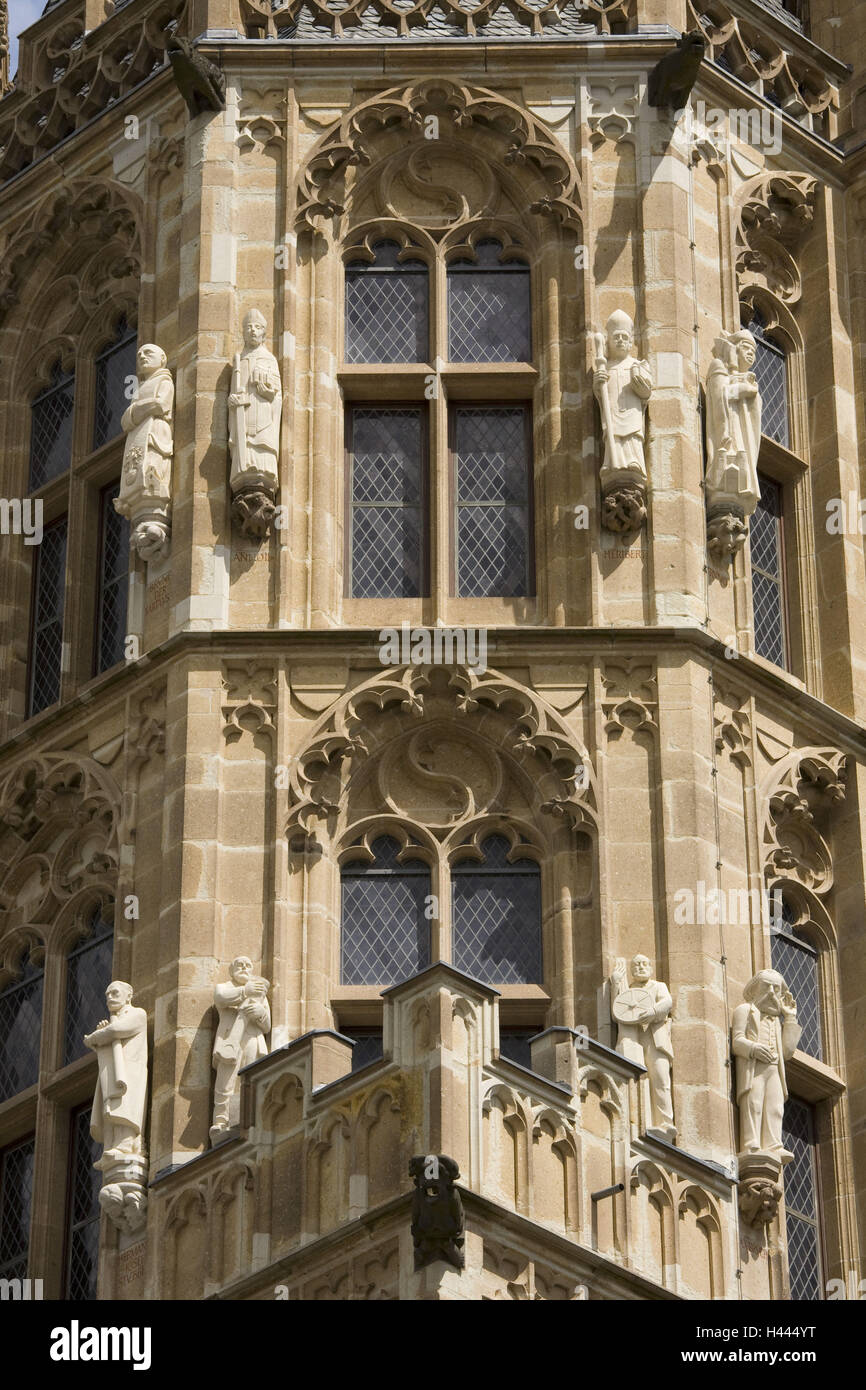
<box><xmin>735</xmin><ymin>174</ymin><xmax>818</xmax><ymax>305</ymax></box>
<box><xmin>761</xmin><ymin>748</ymin><xmax>847</xmax><ymax>894</ymax></box>
<box><xmin>228</xmin><ymin>310</ymin><xmax>282</xmax><ymax>541</ymax></box>
<box><xmin>704</xmin><ymin>330</ymin><xmax>761</xmax><ymax>560</ymax></box>
<box><xmin>591</xmin><ymin>312</ymin><xmax>652</xmax><ymax>534</ymax></box>
<box><xmin>610</xmin><ymin>955</ymin><xmax>676</xmax><ymax>1143</ymax></box>
<box><xmin>84</xmin><ymin>982</ymin><xmax>149</xmax><ymax>1235</ymax></box>
<box><xmin>409</xmin><ymin>1155</ymin><xmax>465</xmax><ymax>1271</ymax></box>
<box><xmin>647</xmin><ymin>31</ymin><xmax>706</xmax><ymax>113</ymax></box>
<box><xmin>211</xmin><ymin>957</ymin><xmax>271</xmax><ymax>1143</ymax></box>
<box><xmin>115</xmin><ymin>343</ymin><xmax>174</xmax><ymax>562</ymax></box>
<box><xmin>732</xmin><ymin>970</ymin><xmax>800</xmax><ymax>1224</ymax></box>
<box><xmin>165</xmin><ymin>35</ymin><xmax>225</xmax><ymax>118</ymax></box>
<box><xmin>295</xmin><ymin>80</ymin><xmax>582</xmax><ymax>235</ymax></box>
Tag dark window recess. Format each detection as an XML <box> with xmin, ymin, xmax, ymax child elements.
<box><xmin>64</xmin><ymin>1105</ymin><xmax>102</xmax><ymax>1300</ymax></box>
<box><xmin>345</xmin><ymin>240</ymin><xmax>428</xmax><ymax>364</ymax></box>
<box><xmin>748</xmin><ymin>309</ymin><xmax>789</xmax><ymax>447</ymax></box>
<box><xmin>341</xmin><ymin>1029</ymin><xmax>385</xmax><ymax>1073</ymax></box>
<box><xmin>782</xmin><ymin>1098</ymin><xmax>823</xmax><ymax>1300</ymax></box>
<box><xmin>0</xmin><ymin>1136</ymin><xmax>36</xmax><ymax>1282</ymax></box>
<box><xmin>95</xmin><ymin>482</ymin><xmax>130</xmax><ymax>674</ymax></box>
<box><xmin>771</xmin><ymin>911</ymin><xmax>821</xmax><ymax>1061</ymax></box>
<box><xmin>0</xmin><ymin>949</ymin><xmax>44</xmax><ymax>1102</ymax></box>
<box><xmin>750</xmin><ymin>475</ymin><xmax>787</xmax><ymax>669</ymax></box>
<box><xmin>452</xmin><ymin>835</ymin><xmax>542</xmax><ymax>985</ymax></box>
<box><xmin>454</xmin><ymin>406</ymin><xmax>531</xmax><ymax>598</ymax></box>
<box><xmin>29</xmin><ymin>516</ymin><xmax>68</xmax><ymax>716</ymax></box>
<box><xmin>448</xmin><ymin>239</ymin><xmax>531</xmax><ymax>363</ymax></box>
<box><xmin>498</xmin><ymin>1030</ymin><xmax>538</xmax><ymax>1070</ymax></box>
<box><xmin>348</xmin><ymin>406</ymin><xmax>425</xmax><ymax>598</ymax></box>
<box><xmin>64</xmin><ymin>910</ymin><xmax>114</xmax><ymax>1067</ymax></box>
<box><xmin>341</xmin><ymin>836</ymin><xmax>431</xmax><ymax>985</ymax></box>
<box><xmin>29</xmin><ymin>362</ymin><xmax>75</xmax><ymax>491</ymax></box>
<box><xmin>93</xmin><ymin>318</ymin><xmax>137</xmax><ymax>451</ymax></box>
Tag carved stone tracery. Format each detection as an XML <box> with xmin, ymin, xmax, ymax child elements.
<box><xmin>735</xmin><ymin>173</ymin><xmax>818</xmax><ymax>306</ymax></box>
<box><xmin>760</xmin><ymin>748</ymin><xmax>847</xmax><ymax>894</ymax></box>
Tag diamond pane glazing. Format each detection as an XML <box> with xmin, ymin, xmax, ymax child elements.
<box><xmin>65</xmin><ymin>1106</ymin><xmax>101</xmax><ymax>1300</ymax></box>
<box><xmin>29</xmin><ymin>517</ymin><xmax>67</xmax><ymax>715</ymax></box>
<box><xmin>782</xmin><ymin>1099</ymin><xmax>821</xmax><ymax>1300</ymax></box>
<box><xmin>346</xmin><ymin>242</ymin><xmax>428</xmax><ymax>363</ymax></box>
<box><xmin>0</xmin><ymin>1136</ymin><xmax>35</xmax><ymax>1278</ymax></box>
<box><xmin>343</xmin><ymin>1031</ymin><xmax>385</xmax><ymax>1072</ymax></box>
<box><xmin>751</xmin><ymin>478</ymin><xmax>786</xmax><ymax>667</ymax></box>
<box><xmin>748</xmin><ymin>314</ymin><xmax>789</xmax><ymax>447</ymax></box>
<box><xmin>455</xmin><ymin>408</ymin><xmax>529</xmax><ymax>597</ymax></box>
<box><xmin>349</xmin><ymin>408</ymin><xmax>424</xmax><ymax>598</ymax></box>
<box><xmin>0</xmin><ymin>955</ymin><xmax>44</xmax><ymax>1102</ymax></box>
<box><xmin>29</xmin><ymin>362</ymin><xmax>74</xmax><ymax>491</ymax></box>
<box><xmin>499</xmin><ymin>1031</ymin><xmax>535</xmax><ymax>1069</ymax></box>
<box><xmin>771</xmin><ymin>928</ymin><xmax>821</xmax><ymax>1059</ymax></box>
<box><xmin>64</xmin><ymin>914</ymin><xmax>114</xmax><ymax>1066</ymax></box>
<box><xmin>341</xmin><ymin>837</ymin><xmax>431</xmax><ymax>985</ymax></box>
<box><xmin>93</xmin><ymin>322</ymin><xmax>137</xmax><ymax>450</ymax></box>
<box><xmin>96</xmin><ymin>483</ymin><xmax>130</xmax><ymax>673</ymax></box>
<box><xmin>448</xmin><ymin>241</ymin><xmax>530</xmax><ymax>362</ymax></box>
<box><xmin>452</xmin><ymin>836</ymin><xmax>541</xmax><ymax>984</ymax></box>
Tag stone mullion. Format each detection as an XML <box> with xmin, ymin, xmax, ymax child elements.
<box><xmin>270</xmin><ymin>660</ymin><xmax>292</xmax><ymax>1047</ymax></box>
<box><xmin>590</xmin><ymin>655</ymin><xmax>615</xmax><ymax>1045</ymax></box>
<box><xmin>308</xmin><ymin>231</ymin><xmax>340</xmax><ymax>629</ymax></box>
<box><xmin>655</xmin><ymin>656</ymin><xmax>733</xmax><ymax>1166</ymax></box>
<box><xmin>535</xmin><ymin>236</ymin><xmax>562</xmax><ymax>627</ymax></box>
<box><xmin>300</xmin><ymin>844</ymin><xmax>335</xmax><ymax>1033</ymax></box>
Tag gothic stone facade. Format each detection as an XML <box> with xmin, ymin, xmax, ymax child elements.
<box><xmin>0</xmin><ymin>0</ymin><xmax>865</xmax><ymax>1302</ymax></box>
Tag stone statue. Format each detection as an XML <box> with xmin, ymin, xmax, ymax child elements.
<box><xmin>591</xmin><ymin>311</ymin><xmax>653</xmax><ymax>532</ymax></box>
<box><xmin>115</xmin><ymin>343</ymin><xmax>174</xmax><ymax>562</ymax></box>
<box><xmin>610</xmin><ymin>953</ymin><xmax>676</xmax><ymax>1143</ymax></box>
<box><xmin>228</xmin><ymin>309</ymin><xmax>282</xmax><ymax>539</ymax></box>
<box><xmin>732</xmin><ymin>969</ymin><xmax>800</xmax><ymax>1162</ymax></box>
<box><xmin>210</xmin><ymin>956</ymin><xmax>271</xmax><ymax>1142</ymax></box>
<box><xmin>409</xmin><ymin>1154</ymin><xmax>465</xmax><ymax>1271</ymax></box>
<box><xmin>705</xmin><ymin>329</ymin><xmax>762</xmax><ymax>560</ymax></box>
<box><xmin>83</xmin><ymin>981</ymin><xmax>148</xmax><ymax>1234</ymax></box>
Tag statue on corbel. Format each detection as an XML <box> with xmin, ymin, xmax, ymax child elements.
<box><xmin>210</xmin><ymin>956</ymin><xmax>271</xmax><ymax>1144</ymax></box>
<box><xmin>732</xmin><ymin>969</ymin><xmax>801</xmax><ymax>1226</ymax></box>
<box><xmin>83</xmin><ymin>981</ymin><xmax>149</xmax><ymax>1235</ymax></box>
<box><xmin>115</xmin><ymin>344</ymin><xmax>174</xmax><ymax>563</ymax></box>
<box><xmin>610</xmin><ymin>953</ymin><xmax>676</xmax><ymax>1144</ymax></box>
<box><xmin>228</xmin><ymin>309</ymin><xmax>283</xmax><ymax>540</ymax></box>
<box><xmin>705</xmin><ymin>329</ymin><xmax>762</xmax><ymax>561</ymax></box>
<box><xmin>591</xmin><ymin>312</ymin><xmax>653</xmax><ymax>533</ymax></box>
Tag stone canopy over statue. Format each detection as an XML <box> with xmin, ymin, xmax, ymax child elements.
<box><xmin>610</xmin><ymin>953</ymin><xmax>676</xmax><ymax>1143</ymax></box>
<box><xmin>115</xmin><ymin>343</ymin><xmax>174</xmax><ymax>562</ymax></box>
<box><xmin>228</xmin><ymin>308</ymin><xmax>282</xmax><ymax>539</ymax></box>
<box><xmin>705</xmin><ymin>328</ymin><xmax>763</xmax><ymax>559</ymax></box>
<box><xmin>591</xmin><ymin>311</ymin><xmax>653</xmax><ymax>533</ymax></box>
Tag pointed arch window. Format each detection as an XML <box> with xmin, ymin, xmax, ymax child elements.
<box><xmin>448</xmin><ymin>239</ymin><xmax>531</xmax><ymax>363</ymax></box>
<box><xmin>345</xmin><ymin>240</ymin><xmax>429</xmax><ymax>364</ymax></box>
<box><xmin>341</xmin><ymin>835</ymin><xmax>431</xmax><ymax>985</ymax></box>
<box><xmin>451</xmin><ymin>834</ymin><xmax>541</xmax><ymax>984</ymax></box>
<box><xmin>747</xmin><ymin>308</ymin><xmax>789</xmax><ymax>447</ymax></box>
<box><xmin>0</xmin><ymin>947</ymin><xmax>44</xmax><ymax>1102</ymax></box>
<box><xmin>92</xmin><ymin>316</ymin><xmax>137</xmax><ymax>450</ymax></box>
<box><xmin>29</xmin><ymin>361</ymin><xmax>75</xmax><ymax>491</ymax></box>
<box><xmin>64</xmin><ymin>909</ymin><xmax>114</xmax><ymax>1067</ymax></box>
<box><xmin>750</xmin><ymin>473</ymin><xmax>788</xmax><ymax>669</ymax></box>
<box><xmin>771</xmin><ymin>901</ymin><xmax>821</xmax><ymax>1060</ymax></box>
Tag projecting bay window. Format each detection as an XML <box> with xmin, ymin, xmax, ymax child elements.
<box><xmin>750</xmin><ymin>474</ymin><xmax>788</xmax><ymax>669</ymax></box>
<box><xmin>341</xmin><ymin>235</ymin><xmax>535</xmax><ymax>605</ymax></box>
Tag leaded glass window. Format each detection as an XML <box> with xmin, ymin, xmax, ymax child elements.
<box><xmin>0</xmin><ymin>949</ymin><xmax>44</xmax><ymax>1102</ymax></box>
<box><xmin>0</xmin><ymin>1136</ymin><xmax>35</xmax><ymax>1282</ymax></box>
<box><xmin>452</xmin><ymin>835</ymin><xmax>541</xmax><ymax>984</ymax></box>
<box><xmin>64</xmin><ymin>910</ymin><xmax>114</xmax><ymax>1067</ymax></box>
<box><xmin>448</xmin><ymin>240</ymin><xmax>531</xmax><ymax>363</ymax></box>
<box><xmin>64</xmin><ymin>1104</ymin><xmax>102</xmax><ymax>1300</ymax></box>
<box><xmin>93</xmin><ymin>318</ymin><xmax>136</xmax><ymax>451</ymax></box>
<box><xmin>345</xmin><ymin>241</ymin><xmax>428</xmax><ymax>364</ymax></box>
<box><xmin>771</xmin><ymin>906</ymin><xmax>821</xmax><ymax>1060</ymax></box>
<box><xmin>341</xmin><ymin>836</ymin><xmax>431</xmax><ymax>985</ymax></box>
<box><xmin>499</xmin><ymin>1029</ymin><xmax>537</xmax><ymax>1070</ymax></box>
<box><xmin>95</xmin><ymin>482</ymin><xmax>130</xmax><ymax>674</ymax></box>
<box><xmin>453</xmin><ymin>406</ymin><xmax>531</xmax><ymax>597</ymax></box>
<box><xmin>341</xmin><ymin>1029</ymin><xmax>385</xmax><ymax>1073</ymax></box>
<box><xmin>347</xmin><ymin>406</ymin><xmax>426</xmax><ymax>598</ymax></box>
<box><xmin>29</xmin><ymin>515</ymin><xmax>68</xmax><ymax>715</ymax></box>
<box><xmin>751</xmin><ymin>475</ymin><xmax>787</xmax><ymax>668</ymax></box>
<box><xmin>29</xmin><ymin>361</ymin><xmax>75</xmax><ymax>491</ymax></box>
<box><xmin>782</xmin><ymin>1098</ymin><xmax>823</xmax><ymax>1300</ymax></box>
<box><xmin>748</xmin><ymin>309</ymin><xmax>789</xmax><ymax>447</ymax></box>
